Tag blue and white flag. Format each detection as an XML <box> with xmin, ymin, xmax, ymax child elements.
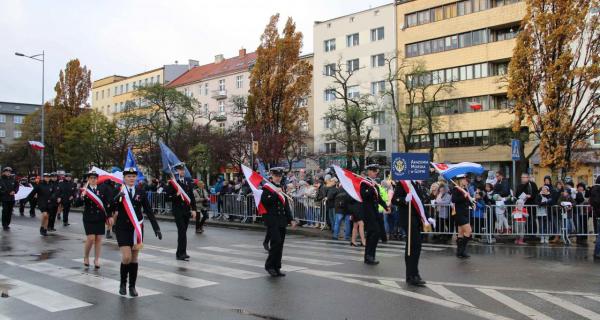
<box><xmin>431</xmin><ymin>162</ymin><xmax>485</xmax><ymax>180</ymax></box>
<box><xmin>124</xmin><ymin>148</ymin><xmax>145</xmax><ymax>183</ymax></box>
<box><xmin>159</xmin><ymin>141</ymin><xmax>191</xmax><ymax>178</ymax></box>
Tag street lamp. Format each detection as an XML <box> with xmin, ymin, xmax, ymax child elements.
<box><xmin>15</xmin><ymin>51</ymin><xmax>45</xmax><ymax>176</ymax></box>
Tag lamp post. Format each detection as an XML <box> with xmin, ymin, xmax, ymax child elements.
<box><xmin>15</xmin><ymin>51</ymin><xmax>45</xmax><ymax>175</ymax></box>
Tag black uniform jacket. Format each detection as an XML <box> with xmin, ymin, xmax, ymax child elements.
<box><xmin>165</xmin><ymin>176</ymin><xmax>197</xmax><ymax>213</ymax></box>
<box><xmin>75</xmin><ymin>186</ymin><xmax>108</xmax><ymax>223</ymax></box>
<box><xmin>113</xmin><ymin>185</ymin><xmax>160</xmax><ymax>234</ymax></box>
<box><xmin>261</xmin><ymin>184</ymin><xmax>293</xmax><ymax>228</ymax></box>
<box><xmin>0</xmin><ymin>176</ymin><xmax>19</xmax><ymax>202</ymax></box>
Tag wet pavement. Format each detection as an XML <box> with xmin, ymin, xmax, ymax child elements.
<box><xmin>0</xmin><ymin>210</ymin><xmax>599</xmax><ymax>320</ymax></box>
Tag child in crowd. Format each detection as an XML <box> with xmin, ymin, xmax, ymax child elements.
<box><xmin>472</xmin><ymin>190</ymin><xmax>486</xmax><ymax>237</ymax></box>
<box><xmin>512</xmin><ymin>199</ymin><xmax>529</xmax><ymax>245</ymax></box>
<box><xmin>536</xmin><ymin>185</ymin><xmax>553</xmax><ymax>244</ymax></box>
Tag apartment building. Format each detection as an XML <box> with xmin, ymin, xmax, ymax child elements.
<box><xmin>91</xmin><ymin>64</ymin><xmax>189</xmax><ymax>118</ymax></box>
<box><xmin>396</xmin><ymin>0</ymin><xmax>527</xmax><ymax>176</ymax></box>
<box><xmin>0</xmin><ymin>101</ymin><xmax>40</xmax><ymax>152</ymax></box>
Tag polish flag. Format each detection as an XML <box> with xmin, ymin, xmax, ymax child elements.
<box><xmin>398</xmin><ymin>180</ymin><xmax>428</xmax><ymax>225</ymax></box>
<box><xmin>241</xmin><ymin>164</ymin><xmax>267</xmax><ymax>214</ymax></box>
<box><xmin>469</xmin><ymin>102</ymin><xmax>482</xmax><ymax>111</ymax></box>
<box><xmin>28</xmin><ymin>141</ymin><xmax>45</xmax><ymax>150</ymax></box>
<box><xmin>91</xmin><ymin>166</ymin><xmax>123</xmax><ymax>184</ymax></box>
<box><xmin>332</xmin><ymin>165</ymin><xmax>373</xmax><ymax>203</ymax></box>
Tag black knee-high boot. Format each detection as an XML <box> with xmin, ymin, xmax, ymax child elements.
<box><xmin>456</xmin><ymin>237</ymin><xmax>463</xmax><ymax>258</ymax></box>
<box><xmin>119</xmin><ymin>263</ymin><xmax>128</xmax><ymax>295</ymax></box>
<box><xmin>129</xmin><ymin>263</ymin><xmax>139</xmax><ymax>297</ymax></box>
<box><xmin>462</xmin><ymin>236</ymin><xmax>471</xmax><ymax>258</ymax></box>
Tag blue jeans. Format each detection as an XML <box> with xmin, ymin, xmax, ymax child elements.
<box><xmin>383</xmin><ymin>213</ymin><xmax>390</xmax><ymax>234</ymax></box>
<box><xmin>333</xmin><ymin>213</ymin><xmax>351</xmax><ymax>240</ymax></box>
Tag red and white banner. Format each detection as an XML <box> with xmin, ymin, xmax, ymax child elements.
<box><xmin>120</xmin><ymin>185</ymin><xmax>143</xmax><ymax>245</ymax></box>
<box><xmin>168</xmin><ymin>178</ymin><xmax>191</xmax><ymax>207</ymax></box>
<box><xmin>398</xmin><ymin>180</ymin><xmax>428</xmax><ymax>225</ymax></box>
<box><xmin>91</xmin><ymin>166</ymin><xmax>123</xmax><ymax>185</ymax></box>
<box><xmin>84</xmin><ymin>187</ymin><xmax>105</xmax><ymax>212</ymax></box>
<box><xmin>241</xmin><ymin>164</ymin><xmax>267</xmax><ymax>214</ymax></box>
<box><xmin>28</xmin><ymin>141</ymin><xmax>45</xmax><ymax>150</ymax></box>
<box><xmin>332</xmin><ymin>165</ymin><xmax>373</xmax><ymax>203</ymax></box>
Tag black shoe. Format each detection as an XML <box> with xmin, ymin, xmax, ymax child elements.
<box><xmin>2</xmin><ymin>226</ymin><xmax>9</xmax><ymax>231</ymax></box>
<box><xmin>30</xmin><ymin>214</ymin><xmax>35</xmax><ymax>218</ymax></box>
<box><xmin>63</xmin><ymin>223</ymin><xmax>70</xmax><ymax>227</ymax></box>
<box><xmin>407</xmin><ymin>276</ymin><xmax>426</xmax><ymax>287</ymax></box>
<box><xmin>263</xmin><ymin>241</ymin><xmax>270</xmax><ymax>252</ymax></box>
<box><xmin>364</xmin><ymin>259</ymin><xmax>380</xmax><ymax>265</ymax></box>
<box><xmin>106</xmin><ymin>232</ymin><xmax>113</xmax><ymax>239</ymax></box>
<box><xmin>129</xmin><ymin>286</ymin><xmax>138</xmax><ymax>297</ymax></box>
<box><xmin>275</xmin><ymin>270</ymin><xmax>286</xmax><ymax>277</ymax></box>
<box><xmin>119</xmin><ymin>283</ymin><xmax>127</xmax><ymax>295</ymax></box>
<box><xmin>350</xmin><ymin>242</ymin><xmax>358</xmax><ymax>247</ymax></box>
<box><xmin>176</xmin><ymin>256</ymin><xmax>189</xmax><ymax>261</ymax></box>
<box><xmin>266</xmin><ymin>268</ymin><xmax>279</xmax><ymax>277</ymax></box>
<box><xmin>184</xmin><ymin>254</ymin><xmax>190</xmax><ymax>259</ymax></box>
<box><xmin>40</xmin><ymin>227</ymin><xmax>47</xmax><ymax>236</ymax></box>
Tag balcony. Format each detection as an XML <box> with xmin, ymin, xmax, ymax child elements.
<box><xmin>211</xmin><ymin>89</ymin><xmax>228</xmax><ymax>100</ymax></box>
<box><xmin>214</xmin><ymin>112</ymin><xmax>227</xmax><ymax>122</ymax></box>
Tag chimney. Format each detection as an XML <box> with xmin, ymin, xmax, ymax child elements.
<box><xmin>239</xmin><ymin>48</ymin><xmax>246</xmax><ymax>57</ymax></box>
<box><xmin>188</xmin><ymin>59</ymin><xmax>199</xmax><ymax>70</ymax></box>
<box><xmin>214</xmin><ymin>54</ymin><xmax>224</xmax><ymax>63</ymax></box>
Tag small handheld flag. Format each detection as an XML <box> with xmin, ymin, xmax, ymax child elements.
<box><xmin>28</xmin><ymin>141</ymin><xmax>45</xmax><ymax>150</ymax></box>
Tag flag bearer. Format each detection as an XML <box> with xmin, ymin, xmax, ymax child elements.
<box><xmin>362</xmin><ymin>164</ymin><xmax>389</xmax><ymax>265</ymax></box>
<box><xmin>165</xmin><ymin>162</ymin><xmax>197</xmax><ymax>261</ymax></box>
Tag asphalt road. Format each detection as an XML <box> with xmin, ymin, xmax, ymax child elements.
<box><xmin>0</xmin><ymin>211</ymin><xmax>599</xmax><ymax>320</ymax></box>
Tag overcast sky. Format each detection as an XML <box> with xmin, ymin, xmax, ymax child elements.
<box><xmin>0</xmin><ymin>0</ymin><xmax>391</xmax><ymax>104</ymax></box>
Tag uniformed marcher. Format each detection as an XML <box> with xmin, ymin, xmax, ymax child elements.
<box><xmin>0</xmin><ymin>167</ymin><xmax>19</xmax><ymax>230</ymax></box>
<box><xmin>74</xmin><ymin>170</ymin><xmax>109</xmax><ymax>269</ymax></box>
<box><xmin>58</xmin><ymin>173</ymin><xmax>77</xmax><ymax>226</ymax></box>
<box><xmin>393</xmin><ymin>180</ymin><xmax>434</xmax><ymax>286</ymax></box>
<box><xmin>362</xmin><ymin>164</ymin><xmax>389</xmax><ymax>265</ymax></box>
<box><xmin>47</xmin><ymin>172</ymin><xmax>62</xmax><ymax>231</ymax></box>
<box><xmin>18</xmin><ymin>178</ymin><xmax>30</xmax><ymax>216</ymax></box>
<box><xmin>262</xmin><ymin>167</ymin><xmax>294</xmax><ymax>277</ymax></box>
<box><xmin>31</xmin><ymin>173</ymin><xmax>60</xmax><ymax>236</ymax></box>
<box><xmin>28</xmin><ymin>177</ymin><xmax>38</xmax><ymax>217</ymax></box>
<box><xmin>165</xmin><ymin>162</ymin><xmax>197</xmax><ymax>261</ymax></box>
<box><xmin>111</xmin><ymin>167</ymin><xmax>162</xmax><ymax>297</ymax></box>
<box><xmin>99</xmin><ymin>179</ymin><xmax>117</xmax><ymax>239</ymax></box>
<box><xmin>452</xmin><ymin>174</ymin><xmax>473</xmax><ymax>259</ymax></box>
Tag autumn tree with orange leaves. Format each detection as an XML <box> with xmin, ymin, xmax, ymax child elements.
<box><xmin>508</xmin><ymin>0</ymin><xmax>600</xmax><ymax>178</ymax></box>
<box><xmin>246</xmin><ymin>14</ymin><xmax>312</xmax><ymax>166</ymax></box>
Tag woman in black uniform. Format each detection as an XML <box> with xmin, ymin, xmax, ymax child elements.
<box><xmin>110</xmin><ymin>167</ymin><xmax>162</xmax><ymax>297</ymax></box>
<box><xmin>451</xmin><ymin>174</ymin><xmax>473</xmax><ymax>259</ymax></box>
<box><xmin>74</xmin><ymin>171</ymin><xmax>108</xmax><ymax>269</ymax></box>
<box><xmin>349</xmin><ymin>198</ymin><xmax>366</xmax><ymax>247</ymax></box>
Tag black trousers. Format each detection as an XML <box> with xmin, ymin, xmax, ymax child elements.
<box><xmin>2</xmin><ymin>201</ymin><xmax>15</xmax><ymax>228</ymax></box>
<box><xmin>377</xmin><ymin>212</ymin><xmax>387</xmax><ymax>242</ymax></box>
<box><xmin>364</xmin><ymin>214</ymin><xmax>380</xmax><ymax>260</ymax></box>
<box><xmin>62</xmin><ymin>201</ymin><xmax>72</xmax><ymax>224</ymax></box>
<box><xmin>195</xmin><ymin>209</ymin><xmax>209</xmax><ymax>230</ymax></box>
<box><xmin>48</xmin><ymin>206</ymin><xmax>58</xmax><ymax>229</ymax></box>
<box><xmin>29</xmin><ymin>198</ymin><xmax>37</xmax><ymax>216</ymax></box>
<box><xmin>265</xmin><ymin>223</ymin><xmax>286</xmax><ymax>270</ymax></box>
<box><xmin>19</xmin><ymin>200</ymin><xmax>27</xmax><ymax>214</ymax></box>
<box><xmin>174</xmin><ymin>212</ymin><xmax>190</xmax><ymax>257</ymax></box>
<box><xmin>404</xmin><ymin>218</ymin><xmax>422</xmax><ymax>279</ymax></box>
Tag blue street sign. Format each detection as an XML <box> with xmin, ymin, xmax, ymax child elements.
<box><xmin>511</xmin><ymin>139</ymin><xmax>521</xmax><ymax>161</ymax></box>
<box><xmin>391</xmin><ymin>153</ymin><xmax>430</xmax><ymax>181</ymax></box>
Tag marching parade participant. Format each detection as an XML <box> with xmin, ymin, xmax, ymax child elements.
<box><xmin>111</xmin><ymin>166</ymin><xmax>162</xmax><ymax>297</ymax></box>
<box><xmin>47</xmin><ymin>172</ymin><xmax>62</xmax><ymax>232</ymax></box>
<box><xmin>361</xmin><ymin>164</ymin><xmax>389</xmax><ymax>265</ymax></box>
<box><xmin>18</xmin><ymin>177</ymin><xmax>31</xmax><ymax>216</ymax></box>
<box><xmin>58</xmin><ymin>173</ymin><xmax>77</xmax><ymax>226</ymax></box>
<box><xmin>0</xmin><ymin>167</ymin><xmax>19</xmax><ymax>230</ymax></box>
<box><xmin>27</xmin><ymin>176</ymin><xmax>39</xmax><ymax>217</ymax></box>
<box><xmin>75</xmin><ymin>170</ymin><xmax>109</xmax><ymax>269</ymax></box>
<box><xmin>452</xmin><ymin>174</ymin><xmax>474</xmax><ymax>259</ymax></box>
<box><xmin>165</xmin><ymin>162</ymin><xmax>197</xmax><ymax>261</ymax></box>
<box><xmin>31</xmin><ymin>173</ymin><xmax>61</xmax><ymax>236</ymax></box>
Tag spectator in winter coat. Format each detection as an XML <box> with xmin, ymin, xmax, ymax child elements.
<box><xmin>536</xmin><ymin>186</ymin><xmax>554</xmax><ymax>244</ymax></box>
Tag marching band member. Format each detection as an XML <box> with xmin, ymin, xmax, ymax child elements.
<box><xmin>111</xmin><ymin>167</ymin><xmax>162</xmax><ymax>297</ymax></box>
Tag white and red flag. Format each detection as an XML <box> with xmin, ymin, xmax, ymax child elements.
<box><xmin>168</xmin><ymin>178</ymin><xmax>191</xmax><ymax>207</ymax></box>
<box><xmin>398</xmin><ymin>180</ymin><xmax>428</xmax><ymax>225</ymax></box>
<box><xmin>28</xmin><ymin>141</ymin><xmax>45</xmax><ymax>150</ymax></box>
<box><xmin>91</xmin><ymin>166</ymin><xmax>123</xmax><ymax>185</ymax></box>
<box><xmin>241</xmin><ymin>164</ymin><xmax>287</xmax><ymax>215</ymax></box>
<box><xmin>332</xmin><ymin>165</ymin><xmax>373</xmax><ymax>203</ymax></box>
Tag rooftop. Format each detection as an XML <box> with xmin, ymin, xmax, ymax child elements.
<box><xmin>0</xmin><ymin>101</ymin><xmax>41</xmax><ymax>115</ymax></box>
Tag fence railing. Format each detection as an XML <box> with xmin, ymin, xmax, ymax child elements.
<box><xmin>147</xmin><ymin>192</ymin><xmax>598</xmax><ymax>244</ymax></box>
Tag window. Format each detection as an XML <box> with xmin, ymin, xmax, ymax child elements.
<box><xmin>445</xmin><ymin>35</ymin><xmax>459</xmax><ymax>50</ymax></box>
<box><xmin>494</xmin><ymin>27</ymin><xmax>517</xmax><ymax>41</ymax></box>
<box><xmin>418</xmin><ymin>41</ymin><xmax>431</xmax><ymax>55</ymax></box>
<box><xmin>14</xmin><ymin>115</ymin><xmax>23</xmax><ymax>124</ymax></box>
<box><xmin>324</xmin><ymin>117</ymin><xmax>336</xmax><ymax>129</ymax></box>
<box><xmin>459</xmin><ymin>32</ymin><xmax>472</xmax><ymax>47</ymax></box>
<box><xmin>138</xmin><ymin>80</ymin><xmax>142</xmax><ymax>88</ymax></box>
<box><xmin>432</xmin><ymin>70</ymin><xmax>445</xmax><ymax>84</ymax></box>
<box><xmin>346</xmin><ymin>33</ymin><xmax>359</xmax><ymax>47</ymax></box>
<box><xmin>0</xmin><ymin>114</ymin><xmax>5</xmax><ymax>123</ymax></box>
<box><xmin>371</xmin><ymin>54</ymin><xmax>385</xmax><ymax>68</ymax></box>
<box><xmin>218</xmin><ymin>101</ymin><xmax>225</xmax><ymax>113</ymax></box>
<box><xmin>371</xmin><ymin>139</ymin><xmax>386</xmax><ymax>152</ymax></box>
<box><xmin>324</xmin><ymin>89</ymin><xmax>336</xmax><ymax>102</ymax></box>
<box><xmin>347</xmin><ymin>86</ymin><xmax>360</xmax><ymax>99</ymax></box>
<box><xmin>218</xmin><ymin>79</ymin><xmax>225</xmax><ymax>91</ymax></box>
<box><xmin>113</xmin><ymin>103</ymin><xmax>118</xmax><ymax>113</ymax></box>
<box><xmin>145</xmin><ymin>78</ymin><xmax>148</xmax><ymax>86</ymax></box>
<box><xmin>324</xmin><ymin>63</ymin><xmax>336</xmax><ymax>76</ymax></box>
<box><xmin>405</xmin><ymin>13</ymin><xmax>418</xmax><ymax>27</ymax></box>
<box><xmin>14</xmin><ymin>130</ymin><xmax>22</xmax><ymax>138</ymax></box>
<box><xmin>444</xmin><ymin>3</ymin><xmax>458</xmax><ymax>18</ymax></box>
<box><xmin>433</xmin><ymin>7</ymin><xmax>444</xmax><ymax>21</ymax></box>
<box><xmin>203</xmin><ymin>103</ymin><xmax>208</xmax><ymax>115</ymax></box>
<box><xmin>114</xmin><ymin>86</ymin><xmax>118</xmax><ymax>95</ymax></box>
<box><xmin>95</xmin><ymin>92</ymin><xmax>99</xmax><ymax>100</ymax></box>
<box><xmin>125</xmin><ymin>83</ymin><xmax>129</xmax><ymax>92</ymax></box>
<box><xmin>370</xmin><ymin>27</ymin><xmax>384</xmax><ymax>41</ymax></box>
<box><xmin>472</xmin><ymin>29</ymin><xmax>488</xmax><ymax>45</ymax></box>
<box><xmin>492</xmin><ymin>62</ymin><xmax>509</xmax><ymax>76</ymax></box>
<box><xmin>150</xmin><ymin>76</ymin><xmax>155</xmax><ymax>84</ymax></box>
<box><xmin>372</xmin><ymin>111</ymin><xmax>385</xmax><ymax>125</ymax></box>
<box><xmin>156</xmin><ymin>75</ymin><xmax>161</xmax><ymax>84</ymax></box>
<box><xmin>120</xmin><ymin>85</ymin><xmax>123</xmax><ymax>94</ymax></box>
<box><xmin>371</xmin><ymin>81</ymin><xmax>385</xmax><ymax>95</ymax></box>
<box><xmin>406</xmin><ymin>44</ymin><xmax>419</xmax><ymax>57</ymax></box>
<box><xmin>236</xmin><ymin>75</ymin><xmax>243</xmax><ymax>89</ymax></box>
<box><xmin>457</xmin><ymin>1</ymin><xmax>472</xmax><ymax>15</ymax></box>
<box><xmin>324</xmin><ymin>39</ymin><xmax>336</xmax><ymax>52</ymax></box>
<box><xmin>432</xmin><ymin>38</ymin><xmax>445</xmax><ymax>53</ymax></box>
<box><xmin>473</xmin><ymin>0</ymin><xmax>489</xmax><ymax>12</ymax></box>
<box><xmin>298</xmin><ymin>97</ymin><xmax>308</xmax><ymax>107</ymax></box>
<box><xmin>417</xmin><ymin>10</ymin><xmax>430</xmax><ymax>24</ymax></box>
<box><xmin>204</xmin><ymin>83</ymin><xmax>209</xmax><ymax>95</ymax></box>
<box><xmin>347</xmin><ymin>59</ymin><xmax>359</xmax><ymax>72</ymax></box>
<box><xmin>119</xmin><ymin>102</ymin><xmax>124</xmax><ymax>112</ymax></box>
<box><xmin>324</xmin><ymin>142</ymin><xmax>337</xmax><ymax>154</ymax></box>
<box><xmin>0</xmin><ymin>129</ymin><xmax>5</xmax><ymax>138</ymax></box>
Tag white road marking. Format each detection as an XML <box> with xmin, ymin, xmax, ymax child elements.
<box><xmin>299</xmin><ymin>269</ymin><xmax>512</xmax><ymax>320</ymax></box>
<box><xmin>311</xmin><ymin>239</ymin><xmax>444</xmax><ymax>251</ymax></box>
<box><xmin>21</xmin><ymin>262</ymin><xmax>160</xmax><ymax>298</ymax></box>
<box><xmin>282</xmin><ymin>243</ymin><xmax>401</xmax><ymax>257</ymax></box>
<box><xmin>140</xmin><ymin>253</ymin><xmax>263</xmax><ymax>279</ymax></box>
<box><xmin>378</xmin><ymin>279</ymin><xmax>402</xmax><ymax>287</ymax></box>
<box><xmin>232</xmin><ymin>244</ymin><xmax>364</xmax><ymax>261</ymax></box>
<box><xmin>529</xmin><ymin>292</ymin><xmax>600</xmax><ymax>320</ymax></box>
<box><xmin>0</xmin><ymin>273</ymin><xmax>91</xmax><ymax>312</ymax></box>
<box><xmin>478</xmin><ymin>289</ymin><xmax>553</xmax><ymax>320</ymax></box>
<box><xmin>428</xmin><ymin>284</ymin><xmax>475</xmax><ymax>307</ymax></box>
<box><xmin>584</xmin><ymin>295</ymin><xmax>600</xmax><ymax>303</ymax></box>
<box><xmin>197</xmin><ymin>246</ymin><xmax>342</xmax><ymax>266</ymax></box>
<box><xmin>152</xmin><ymin>248</ymin><xmax>306</xmax><ymax>272</ymax></box>
<box><xmin>71</xmin><ymin>259</ymin><xmax>218</xmax><ymax>289</ymax></box>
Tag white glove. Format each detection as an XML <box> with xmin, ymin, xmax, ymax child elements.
<box><xmin>427</xmin><ymin>217</ymin><xmax>436</xmax><ymax>228</ymax></box>
<box><xmin>405</xmin><ymin>194</ymin><xmax>412</xmax><ymax>203</ymax></box>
